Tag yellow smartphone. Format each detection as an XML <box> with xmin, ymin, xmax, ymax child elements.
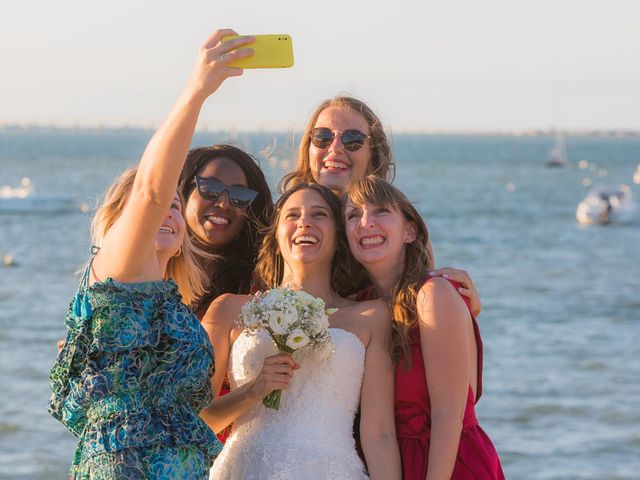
<box><xmin>223</xmin><ymin>34</ymin><xmax>294</xmax><ymax>69</ymax></box>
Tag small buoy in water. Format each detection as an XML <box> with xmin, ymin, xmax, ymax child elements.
<box><xmin>579</xmin><ymin>160</ymin><xmax>589</xmax><ymax>170</ymax></box>
<box><xmin>582</xmin><ymin>178</ymin><xmax>592</xmax><ymax>187</ymax></box>
<box><xmin>505</xmin><ymin>182</ymin><xmax>516</xmax><ymax>192</ymax></box>
<box><xmin>79</xmin><ymin>202</ymin><xmax>90</xmax><ymax>213</ymax></box>
<box><xmin>3</xmin><ymin>253</ymin><xmax>18</xmax><ymax>267</ymax></box>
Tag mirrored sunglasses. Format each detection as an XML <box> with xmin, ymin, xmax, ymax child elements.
<box><xmin>194</xmin><ymin>176</ymin><xmax>258</xmax><ymax>210</ymax></box>
<box><xmin>309</xmin><ymin>127</ymin><xmax>371</xmax><ymax>152</ymax></box>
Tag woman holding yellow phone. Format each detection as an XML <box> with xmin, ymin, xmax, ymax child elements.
<box><xmin>48</xmin><ymin>29</ymin><xmax>256</xmax><ymax>479</ymax></box>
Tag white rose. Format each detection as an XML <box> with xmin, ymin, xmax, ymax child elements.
<box><xmin>284</xmin><ymin>307</ymin><xmax>298</xmax><ymax>330</ymax></box>
<box><xmin>267</xmin><ymin>308</ymin><xmax>297</xmax><ymax>335</ymax></box>
<box><xmin>286</xmin><ymin>329</ymin><xmax>310</xmax><ymax>350</ymax></box>
<box><xmin>313</xmin><ymin>298</ymin><xmax>325</xmax><ymax>310</ymax></box>
<box><xmin>294</xmin><ymin>290</ymin><xmax>317</xmax><ymax>306</ymax></box>
<box><xmin>262</xmin><ymin>288</ymin><xmax>285</xmax><ymax>306</ymax></box>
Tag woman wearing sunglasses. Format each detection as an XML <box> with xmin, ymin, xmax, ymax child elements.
<box><xmin>280</xmin><ymin>96</ymin><xmax>482</xmax><ymax>315</ymax></box>
<box><xmin>176</xmin><ymin>145</ymin><xmax>274</xmax><ymax>445</ymax></box>
<box><xmin>178</xmin><ymin>144</ymin><xmax>274</xmax><ymax>320</ymax></box>
<box><xmin>48</xmin><ymin>29</ymin><xmax>255</xmax><ymax>479</ymax></box>
<box><xmin>344</xmin><ymin>176</ymin><xmax>504</xmax><ymax>480</ymax></box>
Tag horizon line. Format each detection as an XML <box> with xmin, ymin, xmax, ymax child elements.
<box><xmin>1</xmin><ymin>122</ymin><xmax>640</xmax><ymax>138</ymax></box>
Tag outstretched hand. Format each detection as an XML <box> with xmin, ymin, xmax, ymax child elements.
<box><xmin>184</xmin><ymin>29</ymin><xmax>255</xmax><ymax>101</ymax></box>
<box><xmin>429</xmin><ymin>267</ymin><xmax>482</xmax><ymax>318</ymax></box>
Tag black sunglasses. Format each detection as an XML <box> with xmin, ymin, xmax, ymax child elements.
<box><xmin>194</xmin><ymin>176</ymin><xmax>258</xmax><ymax>210</ymax></box>
<box><xmin>309</xmin><ymin>127</ymin><xmax>371</xmax><ymax>152</ymax></box>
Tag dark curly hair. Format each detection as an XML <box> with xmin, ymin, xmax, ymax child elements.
<box><xmin>178</xmin><ymin>144</ymin><xmax>274</xmax><ymax>318</ymax></box>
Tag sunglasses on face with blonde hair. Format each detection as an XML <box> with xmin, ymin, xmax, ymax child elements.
<box><xmin>309</xmin><ymin>128</ymin><xmax>371</xmax><ymax>152</ymax></box>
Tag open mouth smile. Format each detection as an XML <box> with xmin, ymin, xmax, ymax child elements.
<box><xmin>204</xmin><ymin>214</ymin><xmax>231</xmax><ymax>226</ymax></box>
<box><xmin>293</xmin><ymin>235</ymin><xmax>320</xmax><ymax>246</ymax></box>
<box><xmin>359</xmin><ymin>235</ymin><xmax>385</xmax><ymax>248</ymax></box>
<box><xmin>323</xmin><ymin>159</ymin><xmax>350</xmax><ymax>171</ymax></box>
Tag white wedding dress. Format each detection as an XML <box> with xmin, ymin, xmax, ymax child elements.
<box><xmin>210</xmin><ymin>327</ymin><xmax>368</xmax><ymax>480</ymax></box>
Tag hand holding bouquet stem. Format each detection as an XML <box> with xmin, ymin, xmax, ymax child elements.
<box><xmin>247</xmin><ymin>353</ymin><xmax>300</xmax><ymax>409</ymax></box>
<box><xmin>238</xmin><ymin>287</ymin><xmax>336</xmax><ymax>409</ymax></box>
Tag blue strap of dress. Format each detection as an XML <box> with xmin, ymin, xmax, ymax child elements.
<box><xmin>72</xmin><ymin>246</ymin><xmax>100</xmax><ymax>318</ymax></box>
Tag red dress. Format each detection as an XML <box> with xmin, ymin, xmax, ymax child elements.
<box><xmin>357</xmin><ymin>281</ymin><xmax>504</xmax><ymax>479</ymax></box>
<box><xmin>396</xmin><ymin>282</ymin><xmax>504</xmax><ymax>479</ymax></box>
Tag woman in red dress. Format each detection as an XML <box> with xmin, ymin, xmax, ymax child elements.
<box><xmin>345</xmin><ymin>175</ymin><xmax>505</xmax><ymax>480</ymax></box>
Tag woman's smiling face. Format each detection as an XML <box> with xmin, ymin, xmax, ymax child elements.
<box><xmin>276</xmin><ymin>188</ymin><xmax>337</xmax><ymax>269</ymax></box>
<box><xmin>308</xmin><ymin>106</ymin><xmax>372</xmax><ymax>195</ymax></box>
<box><xmin>344</xmin><ymin>200</ymin><xmax>416</xmax><ymax>268</ymax></box>
<box><xmin>184</xmin><ymin>156</ymin><xmax>249</xmax><ymax>249</ymax></box>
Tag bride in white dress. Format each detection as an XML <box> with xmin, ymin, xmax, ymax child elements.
<box><xmin>201</xmin><ymin>183</ymin><xmax>401</xmax><ymax>479</ymax></box>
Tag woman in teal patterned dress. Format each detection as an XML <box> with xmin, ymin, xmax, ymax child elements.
<box><xmin>48</xmin><ymin>29</ymin><xmax>256</xmax><ymax>479</ymax></box>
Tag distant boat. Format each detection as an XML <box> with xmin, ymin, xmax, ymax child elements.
<box><xmin>576</xmin><ymin>185</ymin><xmax>637</xmax><ymax>225</ymax></box>
<box><xmin>0</xmin><ymin>178</ymin><xmax>79</xmax><ymax>213</ymax></box>
<box><xmin>545</xmin><ymin>133</ymin><xmax>568</xmax><ymax>168</ymax></box>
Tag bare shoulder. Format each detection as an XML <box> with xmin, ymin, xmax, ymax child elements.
<box><xmin>417</xmin><ymin>276</ymin><xmax>470</xmax><ymax>328</ymax></box>
<box><xmin>351</xmin><ymin>299</ymin><xmax>391</xmax><ymax>333</ymax></box>
<box><xmin>201</xmin><ymin>293</ymin><xmax>252</xmax><ymax>328</ymax></box>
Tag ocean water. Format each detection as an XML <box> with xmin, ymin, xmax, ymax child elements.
<box><xmin>1</xmin><ymin>129</ymin><xmax>639</xmax><ymax>479</ymax></box>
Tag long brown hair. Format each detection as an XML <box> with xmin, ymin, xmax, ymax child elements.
<box><xmin>90</xmin><ymin>166</ymin><xmax>207</xmax><ymax>305</ymax></box>
<box><xmin>345</xmin><ymin>175</ymin><xmax>433</xmax><ymax>367</ymax></box>
<box><xmin>255</xmin><ymin>183</ymin><xmax>355</xmax><ymax>296</ymax></box>
<box><xmin>278</xmin><ymin>96</ymin><xmax>395</xmax><ymax>193</ymax></box>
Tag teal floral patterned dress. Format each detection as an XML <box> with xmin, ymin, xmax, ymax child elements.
<box><xmin>49</xmin><ymin>259</ymin><xmax>222</xmax><ymax>479</ymax></box>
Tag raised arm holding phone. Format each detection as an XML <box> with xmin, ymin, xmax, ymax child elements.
<box><xmin>48</xmin><ymin>29</ymin><xmax>255</xmax><ymax>480</ymax></box>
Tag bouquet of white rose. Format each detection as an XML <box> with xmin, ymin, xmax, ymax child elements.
<box><xmin>238</xmin><ymin>286</ymin><xmax>337</xmax><ymax>409</ymax></box>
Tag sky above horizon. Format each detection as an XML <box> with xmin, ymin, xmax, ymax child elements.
<box><xmin>2</xmin><ymin>0</ymin><xmax>639</xmax><ymax>132</ymax></box>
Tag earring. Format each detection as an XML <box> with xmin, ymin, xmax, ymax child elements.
<box><xmin>173</xmin><ymin>247</ymin><xmax>182</xmax><ymax>258</ymax></box>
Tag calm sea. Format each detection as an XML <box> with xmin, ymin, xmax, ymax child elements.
<box><xmin>1</xmin><ymin>129</ymin><xmax>639</xmax><ymax>479</ymax></box>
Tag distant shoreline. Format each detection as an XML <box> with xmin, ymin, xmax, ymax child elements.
<box><xmin>1</xmin><ymin>124</ymin><xmax>639</xmax><ymax>138</ymax></box>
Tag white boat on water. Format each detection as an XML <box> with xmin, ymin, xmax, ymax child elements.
<box><xmin>0</xmin><ymin>178</ymin><xmax>80</xmax><ymax>213</ymax></box>
<box><xmin>576</xmin><ymin>185</ymin><xmax>637</xmax><ymax>225</ymax></box>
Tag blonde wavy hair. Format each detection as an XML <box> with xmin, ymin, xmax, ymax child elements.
<box><xmin>279</xmin><ymin>96</ymin><xmax>394</xmax><ymax>193</ymax></box>
<box><xmin>90</xmin><ymin>166</ymin><xmax>207</xmax><ymax>305</ymax></box>
<box><xmin>345</xmin><ymin>175</ymin><xmax>433</xmax><ymax>368</ymax></box>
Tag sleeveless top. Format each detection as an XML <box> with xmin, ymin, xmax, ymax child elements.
<box><xmin>49</xmin><ymin>255</ymin><xmax>222</xmax><ymax>478</ymax></box>
<box><xmin>210</xmin><ymin>328</ymin><xmax>368</xmax><ymax>479</ymax></box>
<box><xmin>357</xmin><ymin>279</ymin><xmax>504</xmax><ymax>479</ymax></box>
